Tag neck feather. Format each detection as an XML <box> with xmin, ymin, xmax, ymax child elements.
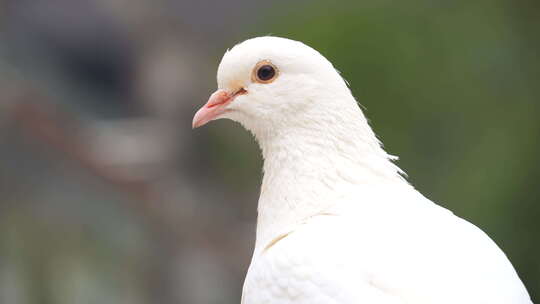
<box><xmin>251</xmin><ymin>97</ymin><xmax>406</xmax><ymax>252</ymax></box>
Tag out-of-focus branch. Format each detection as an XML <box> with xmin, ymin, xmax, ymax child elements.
<box><xmin>7</xmin><ymin>98</ymin><xmax>212</xmax><ymax>245</ymax></box>
<box><xmin>10</xmin><ymin>100</ymin><xmax>154</xmax><ymax>202</ymax></box>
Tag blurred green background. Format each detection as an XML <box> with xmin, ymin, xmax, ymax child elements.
<box><xmin>1</xmin><ymin>0</ymin><xmax>538</xmax><ymax>303</ymax></box>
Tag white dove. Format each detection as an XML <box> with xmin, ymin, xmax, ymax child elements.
<box><xmin>192</xmin><ymin>36</ymin><xmax>533</xmax><ymax>304</ymax></box>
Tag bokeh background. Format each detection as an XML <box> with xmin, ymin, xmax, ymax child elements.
<box><xmin>1</xmin><ymin>0</ymin><xmax>539</xmax><ymax>303</ymax></box>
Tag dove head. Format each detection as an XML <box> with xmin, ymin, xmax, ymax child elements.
<box><xmin>193</xmin><ymin>36</ymin><xmax>403</xmax><ymax>183</ymax></box>
<box><xmin>192</xmin><ymin>36</ymin><xmax>360</xmax><ymax>138</ymax></box>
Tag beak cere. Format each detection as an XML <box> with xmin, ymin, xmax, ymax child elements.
<box><xmin>192</xmin><ymin>89</ymin><xmax>244</xmax><ymax>128</ymax></box>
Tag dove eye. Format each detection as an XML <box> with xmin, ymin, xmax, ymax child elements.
<box><xmin>253</xmin><ymin>60</ymin><xmax>278</xmax><ymax>84</ymax></box>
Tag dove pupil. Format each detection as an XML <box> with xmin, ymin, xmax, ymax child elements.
<box><xmin>257</xmin><ymin>65</ymin><xmax>275</xmax><ymax>81</ymax></box>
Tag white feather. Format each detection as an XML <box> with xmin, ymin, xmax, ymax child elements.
<box><xmin>212</xmin><ymin>36</ymin><xmax>532</xmax><ymax>304</ymax></box>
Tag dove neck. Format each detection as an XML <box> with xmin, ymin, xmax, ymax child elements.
<box><xmin>253</xmin><ymin>105</ymin><xmax>406</xmax><ymax>252</ymax></box>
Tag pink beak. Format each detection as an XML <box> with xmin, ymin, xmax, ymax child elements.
<box><xmin>192</xmin><ymin>89</ymin><xmax>245</xmax><ymax>128</ymax></box>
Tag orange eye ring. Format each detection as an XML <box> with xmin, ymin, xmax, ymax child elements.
<box><xmin>252</xmin><ymin>60</ymin><xmax>279</xmax><ymax>84</ymax></box>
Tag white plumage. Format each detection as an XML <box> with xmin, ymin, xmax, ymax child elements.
<box><xmin>193</xmin><ymin>36</ymin><xmax>532</xmax><ymax>304</ymax></box>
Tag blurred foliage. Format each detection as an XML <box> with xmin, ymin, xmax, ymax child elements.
<box><xmin>1</xmin><ymin>0</ymin><xmax>539</xmax><ymax>303</ymax></box>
